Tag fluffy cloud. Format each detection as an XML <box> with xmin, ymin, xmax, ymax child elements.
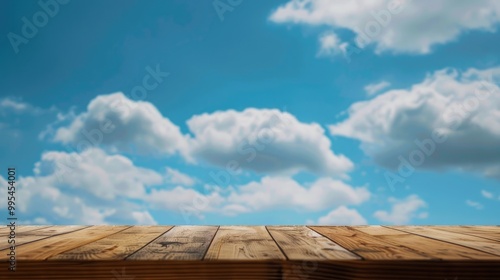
<box><xmin>13</xmin><ymin>148</ymin><xmax>166</xmax><ymax>225</ymax></box>
<box><xmin>187</xmin><ymin>108</ymin><xmax>353</xmax><ymax>177</ymax></box>
<box><xmin>364</xmin><ymin>81</ymin><xmax>391</xmax><ymax>96</ymax></box>
<box><xmin>52</xmin><ymin>92</ymin><xmax>189</xmax><ymax>157</ymax></box>
<box><xmin>49</xmin><ymin>94</ymin><xmax>353</xmax><ymax>177</ymax></box>
<box><xmin>374</xmin><ymin>195</ymin><xmax>427</xmax><ymax>224</ymax></box>
<box><xmin>270</xmin><ymin>0</ymin><xmax>500</xmax><ymax>54</ymax></box>
<box><xmin>145</xmin><ymin>186</ymin><xmax>224</xmax><ymax>215</ymax></box>
<box><xmin>329</xmin><ymin>67</ymin><xmax>500</xmax><ymax>179</ymax></box>
<box><xmin>34</xmin><ymin>148</ymin><xmax>164</xmax><ymax>200</ymax></box>
<box><xmin>225</xmin><ymin>176</ymin><xmax>370</xmax><ymax>213</ymax></box>
<box><xmin>317</xmin><ymin>32</ymin><xmax>348</xmax><ymax>57</ymax></box>
<box><xmin>316</xmin><ymin>206</ymin><xmax>367</xmax><ymax>225</ymax></box>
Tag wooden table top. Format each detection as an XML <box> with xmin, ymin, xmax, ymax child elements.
<box><xmin>1</xmin><ymin>225</ymin><xmax>500</xmax><ymax>279</ymax></box>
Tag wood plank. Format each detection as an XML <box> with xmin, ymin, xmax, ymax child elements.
<box><xmin>433</xmin><ymin>226</ymin><xmax>500</xmax><ymax>242</ymax></box>
<box><xmin>0</xmin><ymin>225</ymin><xmax>89</xmax><ymax>250</ymax></box>
<box><xmin>205</xmin><ymin>226</ymin><xmax>285</xmax><ymax>260</ymax></box>
<box><xmin>49</xmin><ymin>225</ymin><xmax>172</xmax><ymax>260</ymax></box>
<box><xmin>0</xmin><ymin>225</ymin><xmax>130</xmax><ymax>260</ymax></box>
<box><xmin>127</xmin><ymin>226</ymin><xmax>216</xmax><ymax>260</ymax></box>
<box><xmin>267</xmin><ymin>226</ymin><xmax>360</xmax><ymax>260</ymax></box>
<box><xmin>0</xmin><ymin>225</ymin><xmax>52</xmax><ymax>236</ymax></box>
<box><xmin>389</xmin><ymin>226</ymin><xmax>500</xmax><ymax>257</ymax></box>
<box><xmin>355</xmin><ymin>226</ymin><xmax>499</xmax><ymax>259</ymax></box>
<box><xmin>309</xmin><ymin>226</ymin><xmax>430</xmax><ymax>260</ymax></box>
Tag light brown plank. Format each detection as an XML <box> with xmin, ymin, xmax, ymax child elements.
<box><xmin>0</xmin><ymin>225</ymin><xmax>89</xmax><ymax>250</ymax></box>
<box><xmin>433</xmin><ymin>226</ymin><xmax>500</xmax><ymax>242</ymax></box>
<box><xmin>389</xmin><ymin>226</ymin><xmax>500</xmax><ymax>257</ymax></box>
<box><xmin>49</xmin><ymin>226</ymin><xmax>172</xmax><ymax>260</ymax></box>
<box><xmin>205</xmin><ymin>226</ymin><xmax>285</xmax><ymax>260</ymax></box>
<box><xmin>267</xmin><ymin>226</ymin><xmax>359</xmax><ymax>260</ymax></box>
<box><xmin>355</xmin><ymin>226</ymin><xmax>499</xmax><ymax>259</ymax></box>
<box><xmin>309</xmin><ymin>226</ymin><xmax>429</xmax><ymax>260</ymax></box>
<box><xmin>128</xmin><ymin>226</ymin><xmax>217</xmax><ymax>260</ymax></box>
<box><xmin>0</xmin><ymin>225</ymin><xmax>52</xmax><ymax>236</ymax></box>
<box><xmin>0</xmin><ymin>225</ymin><xmax>130</xmax><ymax>260</ymax></box>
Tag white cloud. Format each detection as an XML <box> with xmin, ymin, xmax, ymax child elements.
<box><xmin>270</xmin><ymin>0</ymin><xmax>500</xmax><ymax>54</ymax></box>
<box><xmin>0</xmin><ymin>98</ymin><xmax>30</xmax><ymax>112</ymax></box>
<box><xmin>52</xmin><ymin>92</ymin><xmax>190</xmax><ymax>157</ymax></box>
<box><xmin>145</xmin><ymin>186</ymin><xmax>224</xmax><ymax>214</ymax></box>
<box><xmin>466</xmin><ymin>199</ymin><xmax>483</xmax><ymax>210</ymax></box>
<box><xmin>316</xmin><ymin>206</ymin><xmax>367</xmax><ymax>225</ymax></box>
<box><xmin>225</xmin><ymin>176</ymin><xmax>370</xmax><ymax>213</ymax></box>
<box><xmin>329</xmin><ymin>67</ymin><xmax>500</xmax><ymax>179</ymax></box>
<box><xmin>165</xmin><ymin>167</ymin><xmax>196</xmax><ymax>186</ymax></box>
<box><xmin>35</xmin><ymin>148</ymin><xmax>164</xmax><ymax>200</ymax></box>
<box><xmin>13</xmin><ymin>148</ymin><xmax>168</xmax><ymax>225</ymax></box>
<box><xmin>131</xmin><ymin>211</ymin><xmax>157</xmax><ymax>225</ymax></box>
<box><xmin>317</xmin><ymin>32</ymin><xmax>348</xmax><ymax>57</ymax></box>
<box><xmin>364</xmin><ymin>81</ymin><xmax>391</xmax><ymax>96</ymax></box>
<box><xmin>50</xmin><ymin>94</ymin><xmax>353</xmax><ymax>177</ymax></box>
<box><xmin>187</xmin><ymin>108</ymin><xmax>353</xmax><ymax>177</ymax></box>
<box><xmin>374</xmin><ymin>195</ymin><xmax>427</xmax><ymax>224</ymax></box>
<box><xmin>481</xmin><ymin>190</ymin><xmax>494</xmax><ymax>199</ymax></box>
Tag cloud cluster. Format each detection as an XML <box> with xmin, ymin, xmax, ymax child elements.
<box><xmin>270</xmin><ymin>0</ymin><xmax>500</xmax><ymax>55</ymax></box>
<box><xmin>187</xmin><ymin>108</ymin><xmax>353</xmax><ymax>177</ymax></box>
<box><xmin>329</xmin><ymin>67</ymin><xmax>500</xmax><ymax>179</ymax></box>
<box><xmin>50</xmin><ymin>93</ymin><xmax>353</xmax><ymax>177</ymax></box>
<box><xmin>225</xmin><ymin>176</ymin><xmax>370</xmax><ymax>213</ymax></box>
<box><xmin>8</xmin><ymin>147</ymin><xmax>367</xmax><ymax>224</ymax></box>
<box><xmin>53</xmin><ymin>92</ymin><xmax>190</xmax><ymax>157</ymax></box>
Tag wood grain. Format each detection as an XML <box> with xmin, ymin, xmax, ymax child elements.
<box><xmin>309</xmin><ymin>226</ymin><xmax>429</xmax><ymax>260</ymax></box>
<box><xmin>355</xmin><ymin>226</ymin><xmax>499</xmax><ymax>259</ymax></box>
<box><xmin>205</xmin><ymin>226</ymin><xmax>285</xmax><ymax>260</ymax></box>
<box><xmin>0</xmin><ymin>225</ymin><xmax>52</xmax><ymax>236</ymax></box>
<box><xmin>433</xmin><ymin>226</ymin><xmax>500</xmax><ymax>242</ymax></box>
<box><xmin>0</xmin><ymin>225</ymin><xmax>130</xmax><ymax>260</ymax></box>
<box><xmin>389</xmin><ymin>226</ymin><xmax>500</xmax><ymax>256</ymax></box>
<box><xmin>127</xmin><ymin>226</ymin><xmax>216</xmax><ymax>260</ymax></box>
<box><xmin>2</xmin><ymin>225</ymin><xmax>500</xmax><ymax>279</ymax></box>
<box><xmin>50</xmin><ymin>226</ymin><xmax>172</xmax><ymax>260</ymax></box>
<box><xmin>0</xmin><ymin>225</ymin><xmax>89</xmax><ymax>250</ymax></box>
<box><xmin>267</xmin><ymin>226</ymin><xmax>360</xmax><ymax>260</ymax></box>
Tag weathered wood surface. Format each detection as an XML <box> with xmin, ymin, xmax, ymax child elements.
<box><xmin>1</xmin><ymin>225</ymin><xmax>500</xmax><ymax>279</ymax></box>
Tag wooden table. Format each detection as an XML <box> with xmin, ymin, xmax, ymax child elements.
<box><xmin>1</xmin><ymin>225</ymin><xmax>500</xmax><ymax>279</ymax></box>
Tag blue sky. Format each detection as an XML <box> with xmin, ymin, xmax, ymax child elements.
<box><xmin>1</xmin><ymin>0</ymin><xmax>499</xmax><ymax>225</ymax></box>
